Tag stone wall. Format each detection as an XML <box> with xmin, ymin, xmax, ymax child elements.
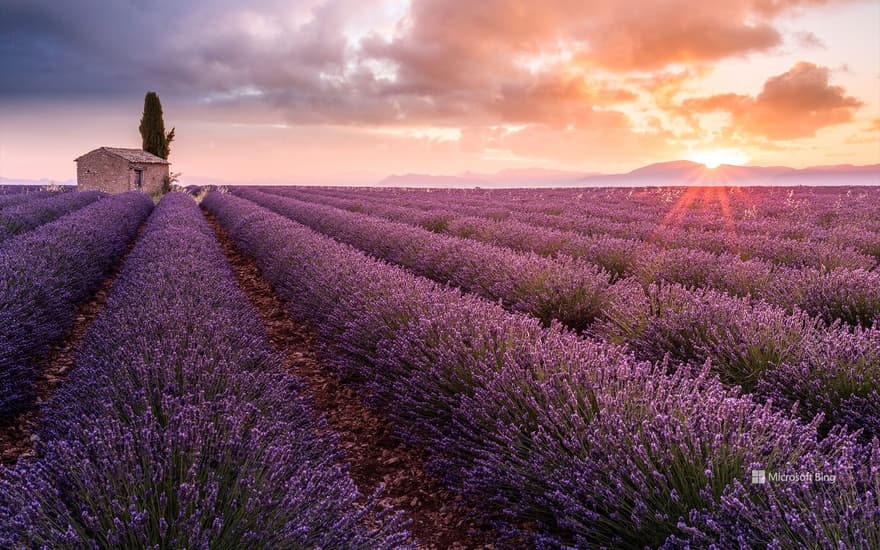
<box><xmin>76</xmin><ymin>150</ymin><xmax>169</xmax><ymax>194</ymax></box>
<box><xmin>133</xmin><ymin>162</ymin><xmax>169</xmax><ymax>194</ymax></box>
<box><xmin>76</xmin><ymin>149</ymin><xmax>131</xmax><ymax>193</ymax></box>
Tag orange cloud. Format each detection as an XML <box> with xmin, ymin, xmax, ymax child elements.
<box><xmin>681</xmin><ymin>62</ymin><xmax>863</xmax><ymax>139</ymax></box>
<box><xmin>4</xmin><ymin>0</ymin><xmax>873</xmax><ymax>178</ymax></box>
<box><xmin>352</xmin><ymin>0</ymin><xmax>856</xmax><ymax>134</ymax></box>
<box><xmin>487</xmin><ymin>76</ymin><xmax>639</xmax><ymax>126</ymax></box>
<box><xmin>364</xmin><ymin>0</ymin><xmax>851</xmax><ymax>81</ymax></box>
<box><xmin>459</xmin><ymin>111</ymin><xmax>676</xmax><ymax>165</ymax></box>
<box><xmin>572</xmin><ymin>12</ymin><xmax>780</xmax><ymax>71</ymax></box>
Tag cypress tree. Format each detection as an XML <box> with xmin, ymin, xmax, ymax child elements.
<box><xmin>139</xmin><ymin>91</ymin><xmax>175</xmax><ymax>159</ymax></box>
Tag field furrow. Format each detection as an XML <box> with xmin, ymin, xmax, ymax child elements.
<box><xmin>0</xmin><ymin>192</ymin><xmax>153</xmax><ymax>417</ymax></box>
<box><xmin>271</xmin><ymin>186</ymin><xmax>880</xmax><ymax>327</ymax></box>
<box><xmin>1</xmin><ymin>193</ymin><xmax>409</xmax><ymax>548</ymax></box>
<box><xmin>0</xmin><ymin>222</ymin><xmax>144</xmax><ymax>465</ymax></box>
<box><xmin>206</xmin><ymin>209</ymin><xmax>513</xmax><ymax>549</ymax></box>
<box><xmin>204</xmin><ymin>190</ymin><xmax>879</xmax><ymax>549</ymax></box>
<box><xmin>307</xmin><ymin>186</ymin><xmax>880</xmax><ymax>258</ymax></box>
<box><xmin>235</xmin><ymin>188</ymin><xmax>880</xmax><ymax>440</ymax></box>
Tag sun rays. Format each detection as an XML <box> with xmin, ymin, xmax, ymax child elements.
<box><xmin>651</xmin><ymin>184</ymin><xmax>741</xmax><ymax>246</ymax></box>
<box><xmin>687</xmin><ymin>149</ymin><xmax>751</xmax><ymax>169</ymax></box>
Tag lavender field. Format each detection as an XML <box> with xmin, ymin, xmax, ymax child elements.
<box><xmin>1</xmin><ymin>185</ymin><xmax>879</xmax><ymax>548</ymax></box>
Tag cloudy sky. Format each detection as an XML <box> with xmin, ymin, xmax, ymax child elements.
<box><xmin>1</xmin><ymin>0</ymin><xmax>878</xmax><ymax>183</ymax></box>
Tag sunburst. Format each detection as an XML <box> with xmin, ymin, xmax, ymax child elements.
<box><xmin>651</xmin><ymin>185</ymin><xmax>740</xmax><ymax>245</ymax></box>
<box><xmin>688</xmin><ymin>149</ymin><xmax>750</xmax><ymax>169</ymax></box>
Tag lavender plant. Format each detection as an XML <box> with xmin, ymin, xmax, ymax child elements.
<box><xmin>596</xmin><ymin>282</ymin><xmax>880</xmax><ymax>438</ymax></box>
<box><xmin>0</xmin><ymin>190</ymin><xmax>55</xmax><ymax>211</ymax></box>
<box><xmin>0</xmin><ymin>193</ymin><xmax>409</xmax><ymax>548</ymax></box>
<box><xmin>0</xmin><ymin>190</ymin><xmax>105</xmax><ymax>243</ymax></box>
<box><xmin>272</xmin><ymin>186</ymin><xmax>878</xmax><ymax>326</ymax></box>
<box><xmin>238</xmin><ymin>188</ymin><xmax>880</xmax><ymax>439</ymax></box>
<box><xmin>236</xmin><ymin>187</ymin><xmax>613</xmax><ymax>332</ymax></box>
<box><xmin>0</xmin><ymin>192</ymin><xmax>152</xmax><ymax>416</ymax></box>
<box><xmin>204</xmin><ymin>191</ymin><xmax>878</xmax><ymax>548</ymax></box>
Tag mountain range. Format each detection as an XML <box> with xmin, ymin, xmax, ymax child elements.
<box><xmin>379</xmin><ymin>161</ymin><xmax>880</xmax><ymax>188</ymax></box>
<box><xmin>5</xmin><ymin>161</ymin><xmax>878</xmax><ymax>189</ymax></box>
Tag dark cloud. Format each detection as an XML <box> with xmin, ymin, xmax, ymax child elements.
<box><xmin>0</xmin><ymin>1</ymin><xmax>144</xmax><ymax>95</ymax></box>
<box><xmin>0</xmin><ymin>0</ymin><xmax>864</xmax><ymax>143</ymax></box>
<box><xmin>0</xmin><ymin>0</ymin><xmax>347</xmax><ymax>97</ymax></box>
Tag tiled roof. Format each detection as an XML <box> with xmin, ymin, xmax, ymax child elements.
<box><xmin>76</xmin><ymin>147</ymin><xmax>170</xmax><ymax>164</ymax></box>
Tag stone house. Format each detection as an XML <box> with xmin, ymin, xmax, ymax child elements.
<box><xmin>75</xmin><ymin>147</ymin><xmax>170</xmax><ymax>194</ymax></box>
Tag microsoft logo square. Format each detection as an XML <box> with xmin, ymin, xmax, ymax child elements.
<box><xmin>751</xmin><ymin>469</ymin><xmax>766</xmax><ymax>485</ymax></box>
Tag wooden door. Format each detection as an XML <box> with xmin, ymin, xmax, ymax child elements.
<box><xmin>134</xmin><ymin>169</ymin><xmax>144</xmax><ymax>189</ymax></box>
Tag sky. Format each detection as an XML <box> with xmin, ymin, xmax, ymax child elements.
<box><xmin>1</xmin><ymin>0</ymin><xmax>878</xmax><ymax>184</ymax></box>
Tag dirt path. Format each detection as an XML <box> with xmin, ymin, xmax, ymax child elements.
<box><xmin>205</xmin><ymin>211</ymin><xmax>517</xmax><ymax>550</ymax></box>
<box><xmin>0</xmin><ymin>225</ymin><xmax>145</xmax><ymax>466</ymax></box>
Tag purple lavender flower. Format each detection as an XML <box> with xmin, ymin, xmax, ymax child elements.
<box><xmin>0</xmin><ymin>194</ymin><xmax>409</xmax><ymax>548</ymax></box>
<box><xmin>202</xmin><ymin>191</ymin><xmax>878</xmax><ymax>548</ymax></box>
<box><xmin>0</xmin><ymin>192</ymin><xmax>152</xmax><ymax>416</ymax></box>
<box><xmin>0</xmin><ymin>190</ymin><xmax>105</xmax><ymax>243</ymax></box>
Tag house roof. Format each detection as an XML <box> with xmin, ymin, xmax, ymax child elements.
<box><xmin>75</xmin><ymin>147</ymin><xmax>170</xmax><ymax>164</ymax></box>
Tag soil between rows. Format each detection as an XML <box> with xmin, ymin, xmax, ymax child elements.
<box><xmin>204</xmin><ymin>209</ymin><xmax>517</xmax><ymax>550</ymax></box>
<box><xmin>0</xmin><ymin>224</ymin><xmax>146</xmax><ymax>466</ymax></box>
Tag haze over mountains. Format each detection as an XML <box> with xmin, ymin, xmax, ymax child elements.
<box><xmin>380</xmin><ymin>161</ymin><xmax>880</xmax><ymax>188</ymax></box>
<box><xmin>6</xmin><ymin>162</ymin><xmax>878</xmax><ymax>189</ymax></box>
<box><xmin>0</xmin><ymin>176</ymin><xmax>76</xmax><ymax>187</ymax></box>
<box><xmin>380</xmin><ymin>168</ymin><xmax>599</xmax><ymax>188</ymax></box>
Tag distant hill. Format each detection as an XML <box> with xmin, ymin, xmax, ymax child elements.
<box><xmin>581</xmin><ymin>161</ymin><xmax>880</xmax><ymax>187</ymax></box>
<box><xmin>378</xmin><ymin>174</ymin><xmax>493</xmax><ymax>188</ymax></box>
<box><xmin>772</xmin><ymin>164</ymin><xmax>880</xmax><ymax>185</ymax></box>
<box><xmin>379</xmin><ymin>168</ymin><xmax>599</xmax><ymax>188</ymax></box>
<box><xmin>377</xmin><ymin>162</ymin><xmax>879</xmax><ymax>188</ymax></box>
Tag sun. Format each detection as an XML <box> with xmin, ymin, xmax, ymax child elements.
<box><xmin>687</xmin><ymin>148</ymin><xmax>751</xmax><ymax>169</ymax></box>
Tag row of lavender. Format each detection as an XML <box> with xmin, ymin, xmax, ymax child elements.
<box><xmin>206</xmin><ymin>191</ymin><xmax>879</xmax><ymax>548</ymax></box>
<box><xmin>0</xmin><ymin>192</ymin><xmax>152</xmax><ymax>416</ymax></box>
<box><xmin>0</xmin><ymin>194</ymin><xmax>408</xmax><ymax>548</ymax></box>
<box><xmin>305</xmin><ymin>186</ymin><xmax>880</xmax><ymax>268</ymax></box>
<box><xmin>0</xmin><ymin>190</ymin><xmax>55</xmax><ymax>211</ymax></box>
<box><xmin>357</xmin><ymin>185</ymin><xmax>879</xmax><ymax>230</ymax></box>
<box><xmin>234</xmin><ymin>188</ymin><xmax>879</xmax><ymax>441</ymax></box>
<box><xmin>269</xmin><ymin>186</ymin><xmax>879</xmax><ymax>327</ymax></box>
<box><xmin>316</xmin><ymin>185</ymin><xmax>880</xmax><ymax>267</ymax></box>
<box><xmin>319</xmin><ymin>185</ymin><xmax>880</xmax><ymax>256</ymax></box>
<box><xmin>0</xmin><ymin>190</ymin><xmax>105</xmax><ymax>243</ymax></box>
<box><xmin>522</xmin><ymin>187</ymin><xmax>875</xmax><ymax>237</ymax></box>
<box><xmin>0</xmin><ymin>186</ymin><xmax>69</xmax><ymax>194</ymax></box>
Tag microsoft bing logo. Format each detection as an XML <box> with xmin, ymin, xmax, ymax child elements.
<box><xmin>751</xmin><ymin>470</ymin><xmax>766</xmax><ymax>485</ymax></box>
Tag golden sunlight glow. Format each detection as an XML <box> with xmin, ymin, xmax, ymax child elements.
<box><xmin>651</xmin><ymin>186</ymin><xmax>739</xmax><ymax>245</ymax></box>
<box><xmin>687</xmin><ymin>149</ymin><xmax>751</xmax><ymax>169</ymax></box>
